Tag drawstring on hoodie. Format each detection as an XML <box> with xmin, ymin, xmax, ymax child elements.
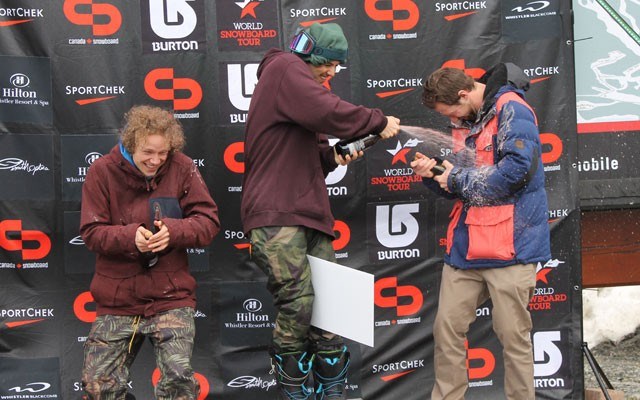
<box><xmin>128</xmin><ymin>315</ymin><xmax>141</xmax><ymax>353</ymax></box>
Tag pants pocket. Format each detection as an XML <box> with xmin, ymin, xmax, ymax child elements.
<box><xmin>465</xmin><ymin>204</ymin><xmax>515</xmax><ymax>260</ymax></box>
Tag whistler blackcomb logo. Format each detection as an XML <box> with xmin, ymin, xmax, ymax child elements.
<box><xmin>0</xmin><ymin>158</ymin><xmax>50</xmax><ymax>175</ymax></box>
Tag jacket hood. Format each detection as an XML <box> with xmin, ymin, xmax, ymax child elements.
<box><xmin>478</xmin><ymin>63</ymin><xmax>530</xmax><ymax>117</ymax></box>
<box><xmin>256</xmin><ymin>48</ymin><xmax>283</xmax><ymax>79</ymax></box>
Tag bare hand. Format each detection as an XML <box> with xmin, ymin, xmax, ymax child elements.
<box><xmin>334</xmin><ymin>148</ymin><xmax>364</xmax><ymax>166</ymax></box>
<box><xmin>147</xmin><ymin>220</ymin><xmax>170</xmax><ymax>252</ymax></box>
<box><xmin>379</xmin><ymin>116</ymin><xmax>400</xmax><ymax>139</ymax></box>
<box><xmin>433</xmin><ymin>160</ymin><xmax>454</xmax><ymax>192</ymax></box>
<box><xmin>135</xmin><ymin>226</ymin><xmax>154</xmax><ymax>252</ymax></box>
<box><xmin>410</xmin><ymin>152</ymin><xmax>439</xmax><ymax>178</ymax></box>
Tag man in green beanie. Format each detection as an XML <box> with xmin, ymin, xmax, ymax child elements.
<box><xmin>241</xmin><ymin>22</ymin><xmax>400</xmax><ymax>400</ymax></box>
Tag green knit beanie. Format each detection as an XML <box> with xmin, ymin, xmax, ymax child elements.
<box><xmin>303</xmin><ymin>22</ymin><xmax>348</xmax><ymax>65</ymax></box>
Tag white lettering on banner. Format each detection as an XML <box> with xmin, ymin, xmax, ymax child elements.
<box><xmin>151</xmin><ymin>40</ymin><xmax>198</xmax><ymax>51</ymax></box>
<box><xmin>0</xmin><ymin>8</ymin><xmax>44</xmax><ymax>17</ymax></box>
<box><xmin>366</xmin><ymin>78</ymin><xmax>423</xmax><ymax>88</ymax></box>
<box><xmin>434</xmin><ymin>1</ymin><xmax>487</xmax><ymax>12</ymax></box>
<box><xmin>289</xmin><ymin>7</ymin><xmax>347</xmax><ymax>18</ymax></box>
<box><xmin>65</xmin><ymin>85</ymin><xmax>125</xmax><ymax>95</ymax></box>
<box><xmin>372</xmin><ymin>359</ymin><xmax>425</xmax><ymax>373</ymax></box>
<box><xmin>232</xmin><ymin>22</ymin><xmax>264</xmax><ymax>30</ymax></box>
<box><xmin>3</xmin><ymin>87</ymin><xmax>36</xmax><ymax>98</ymax></box>
<box><xmin>377</xmin><ymin>248</ymin><xmax>420</xmax><ymax>259</ymax></box>
<box><xmin>375</xmin><ymin>204</ymin><xmax>420</xmax><ymax>248</ymax></box>
<box><xmin>533</xmin><ymin>331</ymin><xmax>563</xmax><ymax>377</ymax></box>
<box><xmin>574</xmin><ymin>157</ymin><xmax>619</xmax><ymax>172</ymax></box>
<box><xmin>548</xmin><ymin>209</ymin><xmax>569</xmax><ymax>218</ymax></box>
<box><xmin>523</xmin><ymin>66</ymin><xmax>560</xmax><ymax>76</ymax></box>
<box><xmin>149</xmin><ymin>0</ymin><xmax>197</xmax><ymax>39</ymax></box>
<box><xmin>0</xmin><ymin>308</ymin><xmax>54</xmax><ymax>318</ymax></box>
<box><xmin>535</xmin><ymin>378</ymin><xmax>565</xmax><ymax>388</ymax></box>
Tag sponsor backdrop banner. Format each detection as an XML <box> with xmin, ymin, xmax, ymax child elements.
<box><xmin>0</xmin><ymin>1</ymin><xmax>586</xmax><ymax>399</ymax></box>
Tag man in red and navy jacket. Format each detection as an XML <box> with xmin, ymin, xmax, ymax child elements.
<box><xmin>412</xmin><ymin>63</ymin><xmax>551</xmax><ymax>400</ymax></box>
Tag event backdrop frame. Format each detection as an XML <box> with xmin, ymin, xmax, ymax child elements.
<box><xmin>0</xmin><ymin>1</ymin><xmax>583</xmax><ymax>399</ymax></box>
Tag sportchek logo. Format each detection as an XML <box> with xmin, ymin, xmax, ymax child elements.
<box><xmin>433</xmin><ymin>0</ymin><xmax>488</xmax><ymax>21</ymax></box>
<box><xmin>365</xmin><ymin>0</ymin><xmax>419</xmax><ymax>34</ymax></box>
<box><xmin>144</xmin><ymin>68</ymin><xmax>202</xmax><ymax>117</ymax></box>
<box><xmin>372</xmin><ymin>358</ymin><xmax>425</xmax><ymax>381</ymax></box>
<box><xmin>64</xmin><ymin>0</ymin><xmax>122</xmax><ymax>42</ymax></box>
<box><xmin>65</xmin><ymin>83</ymin><xmax>125</xmax><ymax>105</ymax></box>
<box><xmin>1</xmin><ymin>307</ymin><xmax>54</xmax><ymax>329</ymax></box>
<box><xmin>522</xmin><ymin>65</ymin><xmax>560</xmax><ymax>84</ymax></box>
<box><xmin>0</xmin><ymin>220</ymin><xmax>51</xmax><ymax>266</ymax></box>
<box><xmin>367</xmin><ymin>76</ymin><xmax>422</xmax><ymax>99</ymax></box>
<box><xmin>0</xmin><ymin>7</ymin><xmax>45</xmax><ymax>27</ymax></box>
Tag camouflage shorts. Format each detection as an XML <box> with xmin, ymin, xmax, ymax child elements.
<box><xmin>250</xmin><ymin>226</ymin><xmax>343</xmax><ymax>353</ymax></box>
<box><xmin>82</xmin><ymin>307</ymin><xmax>199</xmax><ymax>400</ymax></box>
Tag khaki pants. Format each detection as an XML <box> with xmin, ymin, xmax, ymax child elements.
<box><xmin>431</xmin><ymin>263</ymin><xmax>536</xmax><ymax>400</ymax></box>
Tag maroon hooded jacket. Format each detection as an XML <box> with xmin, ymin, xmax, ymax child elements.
<box><xmin>241</xmin><ymin>49</ymin><xmax>387</xmax><ymax>237</ymax></box>
<box><xmin>80</xmin><ymin>145</ymin><xmax>220</xmax><ymax>317</ymax></box>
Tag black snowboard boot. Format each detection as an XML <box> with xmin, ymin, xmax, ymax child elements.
<box><xmin>271</xmin><ymin>351</ymin><xmax>315</xmax><ymax>399</ymax></box>
<box><xmin>313</xmin><ymin>346</ymin><xmax>350</xmax><ymax>399</ymax></box>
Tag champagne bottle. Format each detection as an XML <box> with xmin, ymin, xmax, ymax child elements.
<box><xmin>335</xmin><ymin>134</ymin><xmax>380</xmax><ymax>158</ymax></box>
<box><xmin>431</xmin><ymin>157</ymin><xmax>446</xmax><ymax>176</ymax></box>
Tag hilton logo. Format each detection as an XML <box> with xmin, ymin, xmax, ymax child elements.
<box><xmin>237</xmin><ymin>298</ymin><xmax>268</xmax><ymax>322</ymax></box>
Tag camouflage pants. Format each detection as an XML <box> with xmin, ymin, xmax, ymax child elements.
<box><xmin>250</xmin><ymin>226</ymin><xmax>343</xmax><ymax>353</ymax></box>
<box><xmin>82</xmin><ymin>307</ymin><xmax>199</xmax><ymax>400</ymax></box>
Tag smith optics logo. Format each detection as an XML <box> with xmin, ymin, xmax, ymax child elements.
<box><xmin>144</xmin><ymin>68</ymin><xmax>202</xmax><ymax>115</ymax></box>
<box><xmin>64</xmin><ymin>0</ymin><xmax>121</xmax><ymax>36</ymax></box>
<box><xmin>0</xmin><ymin>158</ymin><xmax>49</xmax><ymax>175</ymax></box>
<box><xmin>0</xmin><ymin>220</ymin><xmax>51</xmax><ymax>261</ymax></box>
<box><xmin>365</xmin><ymin>0</ymin><xmax>419</xmax><ymax>31</ymax></box>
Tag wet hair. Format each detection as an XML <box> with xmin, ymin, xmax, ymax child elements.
<box><xmin>120</xmin><ymin>105</ymin><xmax>185</xmax><ymax>153</ymax></box>
<box><xmin>421</xmin><ymin>68</ymin><xmax>475</xmax><ymax>109</ymax></box>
